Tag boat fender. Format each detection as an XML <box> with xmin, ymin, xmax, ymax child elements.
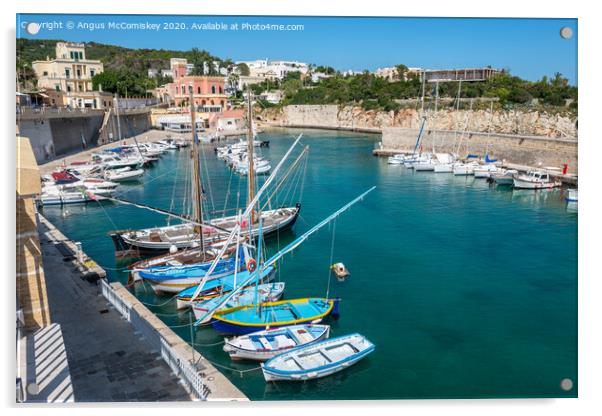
<box><xmin>247</xmin><ymin>258</ymin><xmax>257</xmax><ymax>272</ymax></box>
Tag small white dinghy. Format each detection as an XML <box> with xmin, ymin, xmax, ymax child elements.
<box><xmin>223</xmin><ymin>324</ymin><xmax>330</xmax><ymax>361</ymax></box>
<box><xmin>261</xmin><ymin>333</ymin><xmax>375</xmax><ymax>381</ymax></box>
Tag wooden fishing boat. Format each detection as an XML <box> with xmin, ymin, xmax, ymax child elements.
<box><xmin>261</xmin><ymin>333</ymin><xmax>375</xmax><ymax>381</ymax></box>
<box><xmin>211</xmin><ymin>298</ymin><xmax>341</xmax><ymax>335</ymax></box>
<box><xmin>110</xmin><ymin>205</ymin><xmax>300</xmax><ymax>254</ymax></box>
<box><xmin>189</xmin><ymin>187</ymin><xmax>375</xmax><ymax>329</ymax></box>
<box><xmin>138</xmin><ymin>255</ymin><xmax>246</xmax><ymax>295</ymax></box>
<box><xmin>223</xmin><ymin>324</ymin><xmax>330</xmax><ymax>361</ymax></box>
<box><xmin>175</xmin><ymin>266</ymin><xmax>276</xmax><ymax>309</ymax></box>
<box><xmin>192</xmin><ymin>282</ymin><xmax>286</xmax><ymax>322</ymax></box>
<box><xmin>513</xmin><ymin>170</ymin><xmax>561</xmax><ymax>189</ymax></box>
<box><xmin>128</xmin><ymin>243</ymin><xmax>235</xmax><ymax>283</ymax></box>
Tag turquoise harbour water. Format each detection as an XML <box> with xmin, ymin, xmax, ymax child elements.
<box><xmin>41</xmin><ymin>128</ymin><xmax>577</xmax><ymax>400</ymax></box>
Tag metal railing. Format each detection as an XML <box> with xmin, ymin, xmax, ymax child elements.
<box><xmin>100</xmin><ymin>279</ymin><xmax>206</xmax><ymax>400</ymax></box>
<box><xmin>100</xmin><ymin>278</ymin><xmax>131</xmax><ymax>320</ymax></box>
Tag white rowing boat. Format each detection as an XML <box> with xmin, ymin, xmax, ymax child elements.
<box><xmin>261</xmin><ymin>333</ymin><xmax>375</xmax><ymax>381</ymax></box>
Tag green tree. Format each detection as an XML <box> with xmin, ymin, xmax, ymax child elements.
<box><xmin>236</xmin><ymin>63</ymin><xmax>250</xmax><ymax>76</ymax></box>
<box><xmin>395</xmin><ymin>64</ymin><xmax>409</xmax><ymax>81</ymax></box>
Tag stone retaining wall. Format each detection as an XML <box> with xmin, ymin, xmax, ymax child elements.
<box><xmin>260</xmin><ymin>105</ymin><xmax>578</xmax><ymax>139</ymax></box>
<box><xmin>382</xmin><ymin>127</ymin><xmax>578</xmax><ymax>172</ymax></box>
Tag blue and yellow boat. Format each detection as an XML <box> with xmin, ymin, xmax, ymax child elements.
<box><xmin>211</xmin><ymin>297</ymin><xmax>341</xmax><ymax>335</ymax></box>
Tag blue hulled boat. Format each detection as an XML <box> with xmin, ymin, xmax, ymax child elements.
<box><xmin>192</xmin><ymin>282</ymin><xmax>286</xmax><ymax>323</ymax></box>
<box><xmin>175</xmin><ymin>265</ymin><xmax>275</xmax><ymax>309</ymax></box>
<box><xmin>138</xmin><ymin>253</ymin><xmax>246</xmax><ymax>294</ymax></box>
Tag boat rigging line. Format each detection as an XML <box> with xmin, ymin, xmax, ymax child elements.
<box><xmin>96</xmin><ymin>194</ymin><xmax>232</xmax><ymax>235</ymax></box>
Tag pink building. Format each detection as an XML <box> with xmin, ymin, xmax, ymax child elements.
<box><xmin>167</xmin><ymin>73</ymin><xmax>228</xmax><ymax>111</ymax></box>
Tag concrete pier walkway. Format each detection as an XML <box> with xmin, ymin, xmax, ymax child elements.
<box><xmin>34</xmin><ymin>215</ymin><xmax>193</xmax><ymax>402</ymax></box>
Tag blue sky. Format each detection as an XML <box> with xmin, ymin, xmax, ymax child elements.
<box><xmin>17</xmin><ymin>14</ymin><xmax>577</xmax><ymax>84</ymax></box>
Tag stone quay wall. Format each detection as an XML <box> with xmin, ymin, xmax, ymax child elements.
<box><xmin>18</xmin><ymin>108</ymin><xmax>152</xmax><ymax>164</ymax></box>
<box><xmin>259</xmin><ymin>104</ymin><xmax>578</xmax><ymax>172</ymax></box>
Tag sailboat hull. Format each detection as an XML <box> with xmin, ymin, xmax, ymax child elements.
<box><xmin>110</xmin><ymin>204</ymin><xmax>301</xmax><ymax>255</ymax></box>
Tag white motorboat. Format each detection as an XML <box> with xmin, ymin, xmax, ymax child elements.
<box><xmin>43</xmin><ymin>170</ymin><xmax>119</xmax><ymax>191</ymax></box>
<box><xmin>93</xmin><ymin>154</ymin><xmax>144</xmax><ymax>170</ymax></box>
<box><xmin>403</xmin><ymin>153</ymin><xmax>431</xmax><ymax>169</ymax></box>
<box><xmin>104</xmin><ymin>167</ymin><xmax>145</xmax><ymax>182</ymax></box>
<box><xmin>473</xmin><ymin>164</ymin><xmax>500</xmax><ymax>178</ymax></box>
<box><xmin>413</xmin><ymin>158</ymin><xmax>437</xmax><ymax>171</ymax></box>
<box><xmin>387</xmin><ymin>154</ymin><xmax>408</xmax><ymax>165</ymax></box>
<box><xmin>491</xmin><ymin>169</ymin><xmax>518</xmax><ymax>186</ymax></box>
<box><xmin>414</xmin><ymin>153</ymin><xmax>455</xmax><ymax>171</ymax></box>
<box><xmin>39</xmin><ymin>187</ymin><xmax>113</xmax><ymax>206</ymax></box>
<box><xmin>224</xmin><ymin>324</ymin><xmax>330</xmax><ymax>361</ymax></box>
<box><xmin>513</xmin><ymin>170</ymin><xmax>561</xmax><ymax>189</ymax></box>
<box><xmin>235</xmin><ymin>164</ymin><xmax>272</xmax><ymax>175</ymax></box>
<box><xmin>261</xmin><ymin>333</ymin><xmax>375</xmax><ymax>382</ymax></box>
<box><xmin>452</xmin><ymin>161</ymin><xmax>479</xmax><ymax>176</ymax></box>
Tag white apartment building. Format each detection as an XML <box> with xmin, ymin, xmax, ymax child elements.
<box><xmin>236</xmin><ymin>59</ymin><xmax>309</xmax><ymax>80</ymax></box>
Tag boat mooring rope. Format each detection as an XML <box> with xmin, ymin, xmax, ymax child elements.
<box><xmin>326</xmin><ymin>218</ymin><xmax>336</xmax><ymax>299</ymax></box>
<box><xmin>191</xmin><ymin>340</ymin><xmax>225</xmax><ymax>347</ymax></box>
<box><xmin>193</xmin><ymin>354</ymin><xmax>262</xmax><ymax>378</ymax></box>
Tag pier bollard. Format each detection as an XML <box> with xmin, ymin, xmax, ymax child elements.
<box><xmin>75</xmin><ymin>242</ymin><xmax>83</xmax><ymax>264</ymax></box>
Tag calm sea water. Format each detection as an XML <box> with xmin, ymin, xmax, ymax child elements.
<box><xmin>41</xmin><ymin>128</ymin><xmax>577</xmax><ymax>400</ymax></box>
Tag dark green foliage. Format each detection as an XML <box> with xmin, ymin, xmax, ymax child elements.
<box><xmin>236</xmin><ymin>63</ymin><xmax>250</xmax><ymax>76</ymax></box>
<box><xmin>277</xmin><ymin>69</ymin><xmax>577</xmax><ymax>113</ymax></box>
<box><xmin>17</xmin><ymin>38</ymin><xmax>226</xmax><ymax>95</ymax></box>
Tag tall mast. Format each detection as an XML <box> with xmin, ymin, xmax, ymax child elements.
<box><xmin>246</xmin><ymin>88</ymin><xmax>256</xmax><ymax>224</ymax></box>
<box><xmin>189</xmin><ymin>87</ymin><xmax>204</xmax><ymax>256</ymax></box>
<box><xmin>115</xmin><ymin>93</ymin><xmax>122</xmax><ymax>142</ymax></box>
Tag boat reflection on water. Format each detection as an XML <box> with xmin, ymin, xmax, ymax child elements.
<box><xmin>39</xmin><ymin>201</ymin><xmax>115</xmax><ymax>219</ymax></box>
<box><xmin>566</xmin><ymin>201</ymin><xmax>578</xmax><ymax>213</ymax></box>
<box><xmin>511</xmin><ymin>188</ymin><xmax>560</xmax><ymax>205</ymax></box>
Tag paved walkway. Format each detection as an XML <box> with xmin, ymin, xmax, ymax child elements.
<box><xmin>34</xmin><ymin>217</ymin><xmax>192</xmax><ymax>402</ymax></box>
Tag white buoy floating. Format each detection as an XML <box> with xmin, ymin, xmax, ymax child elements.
<box><xmin>331</xmin><ymin>262</ymin><xmax>350</xmax><ymax>281</ymax></box>
<box><xmin>169</xmin><ymin>245</ymin><xmax>178</xmax><ymax>254</ymax></box>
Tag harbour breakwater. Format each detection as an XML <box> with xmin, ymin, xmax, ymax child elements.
<box><xmin>258</xmin><ymin>105</ymin><xmax>578</xmax><ymax>172</ymax></box>
<box><xmin>17</xmin><ymin>108</ymin><xmax>152</xmax><ymax>164</ymax></box>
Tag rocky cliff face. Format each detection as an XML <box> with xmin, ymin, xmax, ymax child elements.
<box><xmin>258</xmin><ymin>105</ymin><xmax>578</xmax><ymax>139</ymax></box>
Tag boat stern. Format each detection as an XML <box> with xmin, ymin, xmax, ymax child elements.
<box><xmin>331</xmin><ymin>298</ymin><xmax>342</xmax><ymax>318</ymax></box>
